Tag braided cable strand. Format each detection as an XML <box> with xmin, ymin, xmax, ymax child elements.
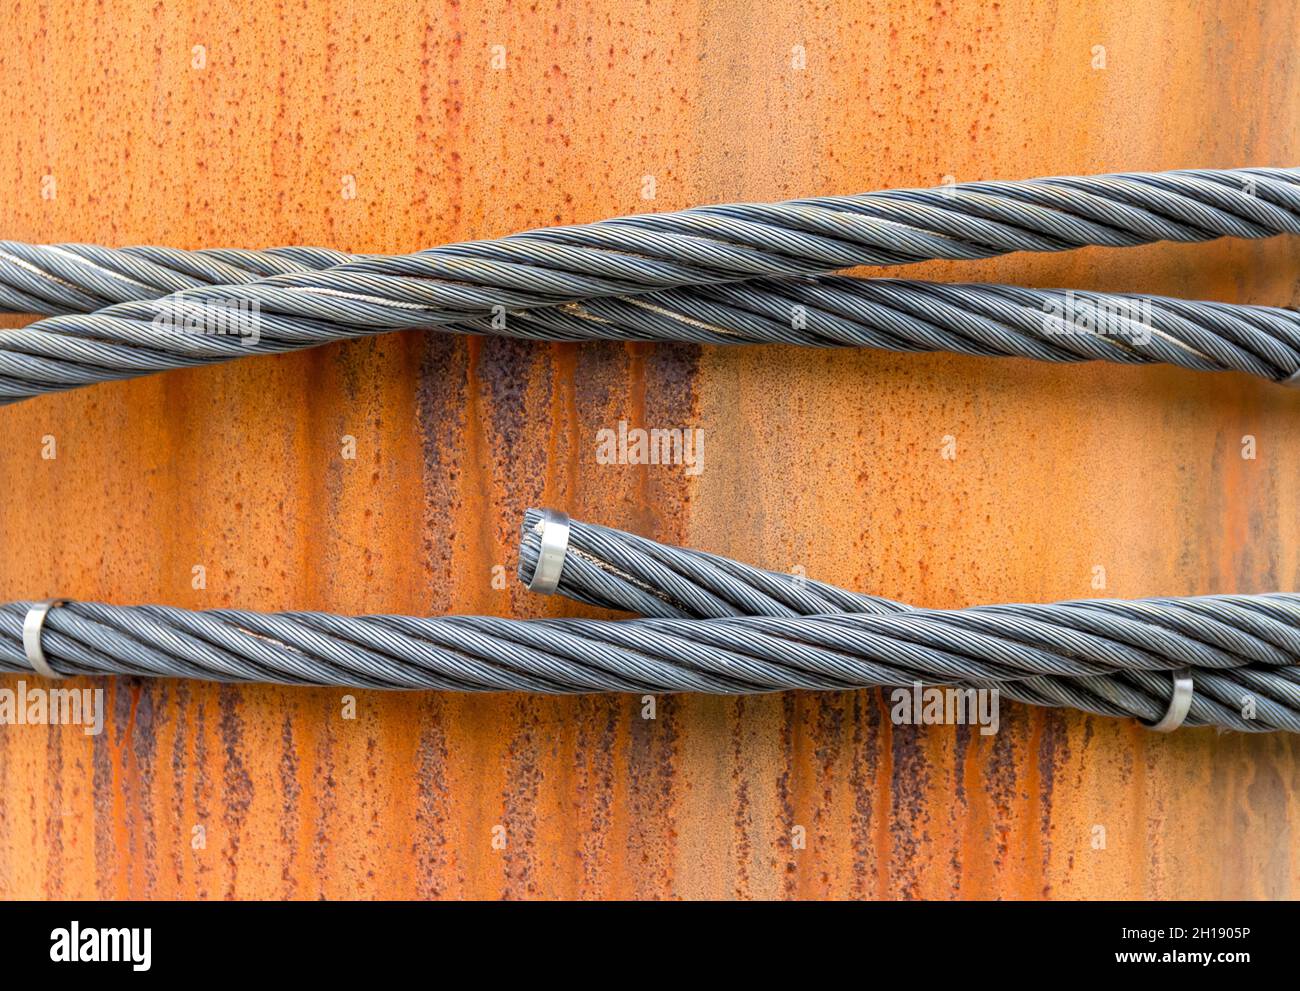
<box><xmin>3</xmin><ymin>166</ymin><xmax>1300</xmax><ymax>402</ymax></box>
<box><xmin>0</xmin><ymin>243</ymin><xmax>356</xmax><ymax>316</ymax></box>
<box><xmin>518</xmin><ymin>508</ymin><xmax>910</xmax><ymax>618</ymax></box>
<box><xmin>3</xmin><ymin>276</ymin><xmax>1300</xmax><ymax>400</ymax></box>
<box><xmin>4</xmin><ymin>590</ymin><xmax>1297</xmax><ymax>730</ymax></box>
<box><xmin>518</xmin><ymin>510</ymin><xmax>1300</xmax><ymax>732</ymax></box>
<box><xmin>7</xmin><ymin>167</ymin><xmax>1300</xmax><ymax>317</ymax></box>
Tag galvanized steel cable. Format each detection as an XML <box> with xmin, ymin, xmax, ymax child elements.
<box><xmin>9</xmin><ymin>166</ymin><xmax>1300</xmax><ymax>317</ymax></box>
<box><xmin>7</xmin><ymin>269</ymin><xmax>1300</xmax><ymax>394</ymax></box>
<box><xmin>463</xmin><ymin>279</ymin><xmax>1300</xmax><ymax>381</ymax></box>
<box><xmin>0</xmin><ymin>509</ymin><xmax>1295</xmax><ymax>732</ymax></box>
<box><xmin>3</xmin><ymin>165</ymin><xmax>1300</xmax><ymax>402</ymax></box>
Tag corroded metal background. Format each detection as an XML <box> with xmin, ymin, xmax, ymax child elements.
<box><xmin>1</xmin><ymin>0</ymin><xmax>1298</xmax><ymax>899</ymax></box>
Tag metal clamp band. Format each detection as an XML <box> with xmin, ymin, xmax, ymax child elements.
<box><xmin>22</xmin><ymin>599</ymin><xmax>67</xmax><ymax>680</ymax></box>
<box><xmin>526</xmin><ymin>510</ymin><xmax>571</xmax><ymax>595</ymax></box>
<box><xmin>1145</xmin><ymin>668</ymin><xmax>1194</xmax><ymax>732</ymax></box>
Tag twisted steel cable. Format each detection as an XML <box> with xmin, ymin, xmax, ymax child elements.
<box><xmin>5</xmin><ymin>268</ymin><xmax>1300</xmax><ymax>394</ymax></box>
<box><xmin>447</xmin><ymin>279</ymin><xmax>1300</xmax><ymax>381</ymax></box>
<box><xmin>518</xmin><ymin>510</ymin><xmax>1300</xmax><ymax>732</ymax></box>
<box><xmin>3</xmin><ymin>165</ymin><xmax>1300</xmax><ymax>402</ymax></box>
<box><xmin>9</xmin><ymin>166</ymin><xmax>1300</xmax><ymax>316</ymax></box>
<box><xmin>2</xmin><ymin>590</ymin><xmax>1295</xmax><ymax>731</ymax></box>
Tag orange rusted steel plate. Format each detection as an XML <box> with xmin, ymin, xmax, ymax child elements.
<box><xmin>1</xmin><ymin>0</ymin><xmax>1298</xmax><ymax>900</ymax></box>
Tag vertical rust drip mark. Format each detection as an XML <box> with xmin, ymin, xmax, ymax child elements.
<box><xmin>572</xmin><ymin>696</ymin><xmax>621</xmax><ymax>897</ymax></box>
<box><xmin>873</xmin><ymin>689</ymin><xmax>894</xmax><ymax>898</ymax></box>
<box><xmin>414</xmin><ymin>694</ymin><xmax>453</xmax><ymax>899</ymax></box>
<box><xmin>848</xmin><ymin>690</ymin><xmax>883</xmax><ymax>900</ymax></box>
<box><xmin>189</xmin><ymin>688</ymin><xmax>214</xmax><ymax>900</ymax></box>
<box><xmin>626</xmin><ymin>693</ymin><xmax>680</xmax><ymax>899</ymax></box>
<box><xmin>732</xmin><ymin>696</ymin><xmax>756</xmax><ymax>899</ymax></box>
<box><xmin>310</xmin><ymin>699</ymin><xmax>339</xmax><ymax>899</ymax></box>
<box><xmin>1020</xmin><ymin>709</ymin><xmax>1046</xmax><ymax>899</ymax></box>
<box><xmin>1037</xmin><ymin>709</ymin><xmax>1070</xmax><ymax>898</ymax></box>
<box><xmin>130</xmin><ymin>680</ymin><xmax>160</xmax><ymax>897</ymax></box>
<box><xmin>166</xmin><ymin>682</ymin><xmax>193</xmax><ymax>898</ymax></box>
<box><xmin>218</xmin><ymin>684</ymin><xmax>254</xmax><ymax>898</ymax></box>
<box><xmin>43</xmin><ymin>725</ymin><xmax>64</xmax><ymax>898</ymax></box>
<box><xmin>277</xmin><ymin>709</ymin><xmax>301</xmax><ymax>899</ymax></box>
<box><xmin>499</xmin><ymin>697</ymin><xmax>542</xmax><ymax>899</ymax></box>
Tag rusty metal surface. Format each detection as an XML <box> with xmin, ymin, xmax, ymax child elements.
<box><xmin>1</xmin><ymin>0</ymin><xmax>1298</xmax><ymax>899</ymax></box>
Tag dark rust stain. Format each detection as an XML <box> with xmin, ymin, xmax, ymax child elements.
<box><xmin>414</xmin><ymin>695</ymin><xmax>453</xmax><ymax>899</ymax></box>
<box><xmin>626</xmin><ymin>692</ymin><xmax>679</xmax><ymax>899</ymax></box>
<box><xmin>733</xmin><ymin>696</ymin><xmax>756</xmax><ymax>898</ymax></box>
<box><xmin>848</xmin><ymin>690</ymin><xmax>884</xmax><ymax>899</ymax></box>
<box><xmin>218</xmin><ymin>684</ymin><xmax>254</xmax><ymax>897</ymax></box>
<box><xmin>572</xmin><ymin>695</ymin><xmax>621</xmax><ymax>896</ymax></box>
<box><xmin>278</xmin><ymin>711</ymin><xmax>301</xmax><ymax>897</ymax></box>
<box><xmin>500</xmin><ymin>698</ymin><xmax>543</xmax><ymax>899</ymax></box>
<box><xmin>888</xmin><ymin>717</ymin><xmax>930</xmax><ymax>900</ymax></box>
